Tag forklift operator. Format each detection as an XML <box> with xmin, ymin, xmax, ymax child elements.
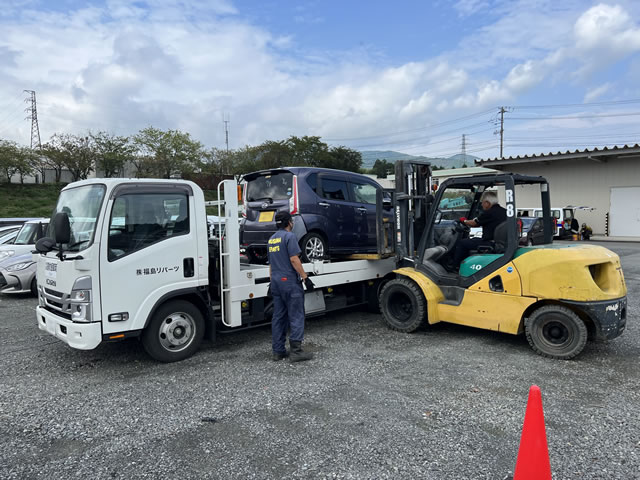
<box><xmin>452</xmin><ymin>191</ymin><xmax>507</xmax><ymax>268</ymax></box>
<box><xmin>268</xmin><ymin>211</ymin><xmax>314</xmax><ymax>363</ymax></box>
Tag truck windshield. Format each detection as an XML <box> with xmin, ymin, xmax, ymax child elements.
<box><xmin>50</xmin><ymin>184</ymin><xmax>106</xmax><ymax>252</ymax></box>
<box><xmin>246</xmin><ymin>173</ymin><xmax>293</xmax><ymax>202</ymax></box>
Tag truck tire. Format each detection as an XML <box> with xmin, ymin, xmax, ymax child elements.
<box><xmin>525</xmin><ymin>305</ymin><xmax>587</xmax><ymax>360</ymax></box>
<box><xmin>300</xmin><ymin>232</ymin><xmax>327</xmax><ymax>263</ymax></box>
<box><xmin>142</xmin><ymin>300</ymin><xmax>205</xmax><ymax>362</ymax></box>
<box><xmin>379</xmin><ymin>278</ymin><xmax>426</xmax><ymax>333</ymax></box>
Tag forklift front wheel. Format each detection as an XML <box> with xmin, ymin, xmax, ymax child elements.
<box><xmin>379</xmin><ymin>278</ymin><xmax>426</xmax><ymax>333</ymax></box>
<box><xmin>142</xmin><ymin>300</ymin><xmax>205</xmax><ymax>362</ymax></box>
<box><xmin>525</xmin><ymin>305</ymin><xmax>588</xmax><ymax>360</ymax></box>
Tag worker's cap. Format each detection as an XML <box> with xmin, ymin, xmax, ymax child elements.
<box><xmin>275</xmin><ymin>211</ymin><xmax>293</xmax><ymax>227</ymax></box>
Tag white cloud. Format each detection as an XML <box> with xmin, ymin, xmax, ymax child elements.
<box><xmin>583</xmin><ymin>83</ymin><xmax>612</xmax><ymax>102</ymax></box>
<box><xmin>0</xmin><ymin>0</ymin><xmax>639</xmax><ymax>159</ymax></box>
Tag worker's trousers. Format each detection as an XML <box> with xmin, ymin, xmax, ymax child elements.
<box><xmin>271</xmin><ymin>273</ymin><xmax>305</xmax><ymax>354</ymax></box>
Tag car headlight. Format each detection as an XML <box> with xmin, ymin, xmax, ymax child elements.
<box><xmin>0</xmin><ymin>250</ymin><xmax>15</xmax><ymax>260</ymax></box>
<box><xmin>5</xmin><ymin>261</ymin><xmax>34</xmax><ymax>272</ymax></box>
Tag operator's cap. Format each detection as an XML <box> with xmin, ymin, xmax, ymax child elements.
<box><xmin>275</xmin><ymin>211</ymin><xmax>293</xmax><ymax>228</ymax></box>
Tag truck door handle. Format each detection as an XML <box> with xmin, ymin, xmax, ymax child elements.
<box><xmin>183</xmin><ymin>258</ymin><xmax>194</xmax><ymax>278</ymax></box>
<box><xmin>318</xmin><ymin>202</ymin><xmax>330</xmax><ymax>208</ymax></box>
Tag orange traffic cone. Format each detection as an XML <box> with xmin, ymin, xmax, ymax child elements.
<box><xmin>513</xmin><ymin>385</ymin><xmax>551</xmax><ymax>480</ymax></box>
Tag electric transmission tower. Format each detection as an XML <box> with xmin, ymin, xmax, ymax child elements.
<box><xmin>461</xmin><ymin>134</ymin><xmax>467</xmax><ymax>157</ymax></box>
<box><xmin>223</xmin><ymin>114</ymin><xmax>230</xmax><ymax>153</ymax></box>
<box><xmin>24</xmin><ymin>90</ymin><xmax>41</xmax><ymax>149</ymax></box>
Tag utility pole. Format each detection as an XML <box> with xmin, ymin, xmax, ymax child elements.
<box><xmin>24</xmin><ymin>90</ymin><xmax>41</xmax><ymax>149</ymax></box>
<box><xmin>499</xmin><ymin>106</ymin><xmax>505</xmax><ymax>158</ymax></box>
<box><xmin>223</xmin><ymin>115</ymin><xmax>230</xmax><ymax>153</ymax></box>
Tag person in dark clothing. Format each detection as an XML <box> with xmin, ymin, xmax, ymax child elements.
<box><xmin>268</xmin><ymin>211</ymin><xmax>314</xmax><ymax>362</ymax></box>
<box><xmin>452</xmin><ymin>191</ymin><xmax>507</xmax><ymax>268</ymax></box>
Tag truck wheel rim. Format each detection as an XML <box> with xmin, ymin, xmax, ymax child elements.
<box><xmin>306</xmin><ymin>237</ymin><xmax>324</xmax><ymax>259</ymax></box>
<box><xmin>159</xmin><ymin>312</ymin><xmax>195</xmax><ymax>352</ymax></box>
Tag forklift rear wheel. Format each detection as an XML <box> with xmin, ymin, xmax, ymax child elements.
<box><xmin>142</xmin><ymin>300</ymin><xmax>205</xmax><ymax>362</ymax></box>
<box><xmin>525</xmin><ymin>305</ymin><xmax>587</xmax><ymax>360</ymax></box>
<box><xmin>380</xmin><ymin>278</ymin><xmax>426</xmax><ymax>332</ymax></box>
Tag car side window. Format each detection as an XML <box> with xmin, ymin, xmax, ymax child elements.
<box><xmin>321</xmin><ymin>178</ymin><xmax>349</xmax><ymax>201</ymax></box>
<box><xmin>108</xmin><ymin>193</ymin><xmax>189</xmax><ymax>261</ymax></box>
<box><xmin>349</xmin><ymin>181</ymin><xmax>378</xmax><ymax>204</ymax></box>
<box><xmin>306</xmin><ymin>173</ymin><xmax>317</xmax><ymax>194</ymax></box>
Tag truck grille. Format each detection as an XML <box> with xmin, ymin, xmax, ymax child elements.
<box><xmin>42</xmin><ymin>288</ymin><xmax>72</xmax><ymax>318</ymax></box>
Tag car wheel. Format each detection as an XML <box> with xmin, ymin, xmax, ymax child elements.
<box><xmin>526</xmin><ymin>238</ymin><xmax>533</xmax><ymax>246</ymax></box>
<box><xmin>300</xmin><ymin>233</ymin><xmax>327</xmax><ymax>263</ymax></box>
<box><xmin>524</xmin><ymin>305</ymin><xmax>587</xmax><ymax>360</ymax></box>
<box><xmin>142</xmin><ymin>300</ymin><xmax>205</xmax><ymax>362</ymax></box>
<box><xmin>379</xmin><ymin>278</ymin><xmax>426</xmax><ymax>333</ymax></box>
<box><xmin>30</xmin><ymin>277</ymin><xmax>38</xmax><ymax>297</ymax></box>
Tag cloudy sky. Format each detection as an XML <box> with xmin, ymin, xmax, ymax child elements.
<box><xmin>1</xmin><ymin>0</ymin><xmax>640</xmax><ymax>159</ymax></box>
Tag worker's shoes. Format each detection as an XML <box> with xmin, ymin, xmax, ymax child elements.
<box><xmin>289</xmin><ymin>341</ymin><xmax>313</xmax><ymax>363</ymax></box>
<box><xmin>272</xmin><ymin>351</ymin><xmax>289</xmax><ymax>361</ymax></box>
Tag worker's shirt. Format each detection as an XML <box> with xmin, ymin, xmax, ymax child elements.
<box><xmin>268</xmin><ymin>229</ymin><xmax>301</xmax><ymax>277</ymax></box>
<box><xmin>478</xmin><ymin>204</ymin><xmax>507</xmax><ymax>240</ymax></box>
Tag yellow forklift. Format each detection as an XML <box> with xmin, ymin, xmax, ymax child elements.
<box><xmin>379</xmin><ymin>161</ymin><xmax>628</xmax><ymax>359</ymax></box>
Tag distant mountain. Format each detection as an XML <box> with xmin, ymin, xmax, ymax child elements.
<box><xmin>360</xmin><ymin>150</ymin><xmax>479</xmax><ymax>169</ymax></box>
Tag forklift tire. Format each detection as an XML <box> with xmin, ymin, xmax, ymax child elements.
<box><xmin>142</xmin><ymin>300</ymin><xmax>205</xmax><ymax>363</ymax></box>
<box><xmin>379</xmin><ymin>278</ymin><xmax>426</xmax><ymax>333</ymax></box>
<box><xmin>525</xmin><ymin>305</ymin><xmax>587</xmax><ymax>360</ymax></box>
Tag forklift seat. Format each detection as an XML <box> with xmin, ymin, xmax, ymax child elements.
<box><xmin>470</xmin><ymin>221</ymin><xmax>508</xmax><ymax>255</ymax></box>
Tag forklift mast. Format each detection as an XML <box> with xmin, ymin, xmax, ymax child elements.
<box><xmin>393</xmin><ymin>160</ymin><xmax>434</xmax><ymax>260</ymax></box>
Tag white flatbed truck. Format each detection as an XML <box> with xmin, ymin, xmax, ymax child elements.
<box><xmin>35</xmin><ymin>179</ymin><xmax>395</xmax><ymax>362</ymax></box>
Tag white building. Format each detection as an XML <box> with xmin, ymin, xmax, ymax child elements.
<box><xmin>477</xmin><ymin>145</ymin><xmax>640</xmax><ymax>237</ymax></box>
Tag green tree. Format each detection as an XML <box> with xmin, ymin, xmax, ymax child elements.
<box><xmin>91</xmin><ymin>131</ymin><xmax>134</xmax><ymax>178</ymax></box>
<box><xmin>371</xmin><ymin>158</ymin><xmax>394</xmax><ymax>178</ymax></box>
<box><xmin>0</xmin><ymin>140</ymin><xmax>20</xmax><ymax>183</ymax></box>
<box><xmin>56</xmin><ymin>134</ymin><xmax>95</xmax><ymax>181</ymax></box>
<box><xmin>285</xmin><ymin>136</ymin><xmax>332</xmax><ymax>167</ymax></box>
<box><xmin>133</xmin><ymin>127</ymin><xmax>204</xmax><ymax>178</ymax></box>
<box><xmin>15</xmin><ymin>146</ymin><xmax>35</xmax><ymax>183</ymax></box>
<box><xmin>40</xmin><ymin>135</ymin><xmax>67</xmax><ymax>183</ymax></box>
<box><xmin>325</xmin><ymin>146</ymin><xmax>363</xmax><ymax>172</ymax></box>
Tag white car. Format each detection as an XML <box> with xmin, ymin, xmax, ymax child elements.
<box><xmin>0</xmin><ymin>219</ymin><xmax>49</xmax><ymax>262</ymax></box>
<box><xmin>0</xmin><ymin>252</ymin><xmax>37</xmax><ymax>296</ymax></box>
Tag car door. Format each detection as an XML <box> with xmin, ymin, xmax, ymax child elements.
<box><xmin>318</xmin><ymin>176</ymin><xmax>356</xmax><ymax>250</ymax></box>
<box><xmin>348</xmin><ymin>179</ymin><xmax>379</xmax><ymax>248</ymax></box>
<box><xmin>531</xmin><ymin>218</ymin><xmax>545</xmax><ymax>244</ymax></box>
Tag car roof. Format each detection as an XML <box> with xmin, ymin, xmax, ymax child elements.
<box><xmin>243</xmin><ymin>167</ymin><xmax>379</xmax><ymax>184</ymax></box>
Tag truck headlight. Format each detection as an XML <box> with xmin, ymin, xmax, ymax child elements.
<box><xmin>70</xmin><ymin>276</ymin><xmax>92</xmax><ymax>322</ymax></box>
<box><xmin>5</xmin><ymin>261</ymin><xmax>34</xmax><ymax>272</ymax></box>
<box><xmin>0</xmin><ymin>250</ymin><xmax>15</xmax><ymax>260</ymax></box>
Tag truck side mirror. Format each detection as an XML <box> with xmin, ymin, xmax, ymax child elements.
<box><xmin>54</xmin><ymin>212</ymin><xmax>71</xmax><ymax>245</ymax></box>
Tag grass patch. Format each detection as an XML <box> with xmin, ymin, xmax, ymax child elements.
<box><xmin>0</xmin><ymin>183</ymin><xmax>65</xmax><ymax>218</ymax></box>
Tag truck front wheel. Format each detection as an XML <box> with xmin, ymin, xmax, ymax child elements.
<box><xmin>525</xmin><ymin>305</ymin><xmax>587</xmax><ymax>360</ymax></box>
<box><xmin>379</xmin><ymin>278</ymin><xmax>426</xmax><ymax>332</ymax></box>
<box><xmin>142</xmin><ymin>300</ymin><xmax>205</xmax><ymax>362</ymax></box>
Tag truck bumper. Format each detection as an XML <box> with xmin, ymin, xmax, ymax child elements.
<box><xmin>36</xmin><ymin>306</ymin><xmax>102</xmax><ymax>350</ymax></box>
<box><xmin>567</xmin><ymin>297</ymin><xmax>627</xmax><ymax>341</ymax></box>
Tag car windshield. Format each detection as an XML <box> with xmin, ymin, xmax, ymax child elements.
<box><xmin>246</xmin><ymin>173</ymin><xmax>293</xmax><ymax>202</ymax></box>
<box><xmin>50</xmin><ymin>184</ymin><xmax>106</xmax><ymax>252</ymax></box>
<box><xmin>14</xmin><ymin>223</ymin><xmax>43</xmax><ymax>245</ymax></box>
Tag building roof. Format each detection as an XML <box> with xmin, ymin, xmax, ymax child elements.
<box><xmin>433</xmin><ymin>166</ymin><xmax>498</xmax><ymax>177</ymax></box>
<box><xmin>476</xmin><ymin>144</ymin><xmax>640</xmax><ymax>167</ymax></box>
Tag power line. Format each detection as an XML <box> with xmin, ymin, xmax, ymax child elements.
<box><xmin>508</xmin><ymin>112</ymin><xmax>640</xmax><ymax>120</ymax></box>
<box><xmin>324</xmin><ymin>108</ymin><xmax>496</xmax><ymax>142</ymax></box>
<box><xmin>511</xmin><ymin>98</ymin><xmax>640</xmax><ymax>109</ymax></box>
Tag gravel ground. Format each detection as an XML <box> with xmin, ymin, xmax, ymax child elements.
<box><xmin>1</xmin><ymin>241</ymin><xmax>639</xmax><ymax>479</ymax></box>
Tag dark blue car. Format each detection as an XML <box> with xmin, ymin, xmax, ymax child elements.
<box><xmin>240</xmin><ymin>167</ymin><xmax>391</xmax><ymax>263</ymax></box>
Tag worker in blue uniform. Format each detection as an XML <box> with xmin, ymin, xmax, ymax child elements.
<box><xmin>268</xmin><ymin>211</ymin><xmax>315</xmax><ymax>362</ymax></box>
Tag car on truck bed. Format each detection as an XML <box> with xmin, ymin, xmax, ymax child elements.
<box><xmin>240</xmin><ymin>167</ymin><xmax>392</xmax><ymax>263</ymax></box>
